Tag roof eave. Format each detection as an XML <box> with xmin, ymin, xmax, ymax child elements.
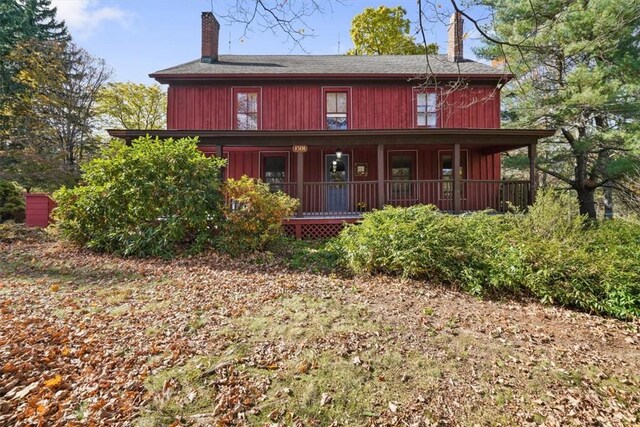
<box><xmin>107</xmin><ymin>128</ymin><xmax>554</xmax><ymax>148</ymax></box>
<box><xmin>149</xmin><ymin>72</ymin><xmax>514</xmax><ymax>85</ymax></box>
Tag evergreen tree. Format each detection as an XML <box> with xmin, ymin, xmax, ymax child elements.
<box><xmin>1</xmin><ymin>0</ymin><xmax>69</xmax><ymax>145</ymax></box>
<box><xmin>20</xmin><ymin>0</ymin><xmax>69</xmax><ymax>42</ymax></box>
<box><xmin>477</xmin><ymin>0</ymin><xmax>640</xmax><ymax>219</ymax></box>
<box><xmin>0</xmin><ymin>0</ymin><xmax>24</xmax><ymax>57</ymax></box>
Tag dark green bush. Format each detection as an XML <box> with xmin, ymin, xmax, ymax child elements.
<box><xmin>0</xmin><ymin>180</ymin><xmax>25</xmax><ymax>223</ymax></box>
<box><xmin>337</xmin><ymin>190</ymin><xmax>640</xmax><ymax>319</ymax></box>
<box><xmin>54</xmin><ymin>136</ymin><xmax>226</xmax><ymax>257</ymax></box>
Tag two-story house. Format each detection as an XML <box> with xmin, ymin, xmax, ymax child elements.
<box><xmin>108</xmin><ymin>12</ymin><xmax>553</xmax><ymax>238</ymax></box>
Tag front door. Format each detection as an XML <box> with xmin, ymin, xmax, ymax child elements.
<box><xmin>325</xmin><ymin>154</ymin><xmax>349</xmax><ymax>213</ymax></box>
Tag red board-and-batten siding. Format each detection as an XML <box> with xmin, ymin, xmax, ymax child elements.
<box><xmin>168</xmin><ymin>81</ymin><xmax>502</xmax><ymax>183</ymax></box>
<box><xmin>199</xmin><ymin>146</ymin><xmax>500</xmax><ymax>183</ymax></box>
<box><xmin>167</xmin><ymin>83</ymin><xmax>501</xmax><ymax>130</ymax></box>
<box><xmin>25</xmin><ymin>193</ymin><xmax>56</xmax><ymax>228</ymax></box>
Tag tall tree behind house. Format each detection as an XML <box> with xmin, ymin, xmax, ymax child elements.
<box><xmin>0</xmin><ymin>0</ymin><xmax>110</xmax><ymax>190</ymax></box>
<box><xmin>476</xmin><ymin>0</ymin><xmax>640</xmax><ymax>219</ymax></box>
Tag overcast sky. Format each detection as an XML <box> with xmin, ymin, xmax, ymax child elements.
<box><xmin>50</xmin><ymin>0</ymin><xmax>488</xmax><ymax>84</ymax></box>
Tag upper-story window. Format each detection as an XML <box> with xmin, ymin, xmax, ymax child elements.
<box><xmin>325</xmin><ymin>91</ymin><xmax>348</xmax><ymax>130</ymax></box>
<box><xmin>234</xmin><ymin>89</ymin><xmax>259</xmax><ymax>130</ymax></box>
<box><xmin>416</xmin><ymin>92</ymin><xmax>437</xmax><ymax>127</ymax></box>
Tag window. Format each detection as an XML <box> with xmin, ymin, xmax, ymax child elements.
<box><xmin>325</xmin><ymin>91</ymin><xmax>348</xmax><ymax>130</ymax></box>
<box><xmin>416</xmin><ymin>92</ymin><xmax>437</xmax><ymax>127</ymax></box>
<box><xmin>262</xmin><ymin>155</ymin><xmax>287</xmax><ymax>191</ymax></box>
<box><xmin>389</xmin><ymin>153</ymin><xmax>416</xmax><ymax>200</ymax></box>
<box><xmin>439</xmin><ymin>150</ymin><xmax>467</xmax><ymax>199</ymax></box>
<box><xmin>235</xmin><ymin>90</ymin><xmax>259</xmax><ymax>130</ymax></box>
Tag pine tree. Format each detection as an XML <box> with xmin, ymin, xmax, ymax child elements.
<box><xmin>0</xmin><ymin>0</ymin><xmax>24</xmax><ymax>57</ymax></box>
<box><xmin>478</xmin><ymin>0</ymin><xmax>640</xmax><ymax>219</ymax></box>
<box><xmin>20</xmin><ymin>0</ymin><xmax>69</xmax><ymax>42</ymax></box>
<box><xmin>1</xmin><ymin>0</ymin><xmax>69</xmax><ymax>146</ymax></box>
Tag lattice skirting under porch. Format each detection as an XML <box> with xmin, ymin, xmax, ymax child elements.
<box><xmin>282</xmin><ymin>218</ymin><xmax>359</xmax><ymax>239</ymax></box>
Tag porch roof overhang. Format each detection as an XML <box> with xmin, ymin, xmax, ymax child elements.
<box><xmin>106</xmin><ymin>128</ymin><xmax>555</xmax><ymax>149</ymax></box>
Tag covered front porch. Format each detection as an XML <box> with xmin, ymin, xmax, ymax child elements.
<box><xmin>108</xmin><ymin>128</ymin><xmax>554</xmax><ymax>236</ymax></box>
<box><xmin>272</xmin><ymin>178</ymin><xmax>531</xmax><ymax>216</ymax></box>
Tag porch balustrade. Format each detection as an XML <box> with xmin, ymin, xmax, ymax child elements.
<box><xmin>268</xmin><ymin>180</ymin><xmax>531</xmax><ymax>217</ymax></box>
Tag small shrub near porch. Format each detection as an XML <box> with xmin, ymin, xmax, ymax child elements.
<box><xmin>54</xmin><ymin>136</ymin><xmax>226</xmax><ymax>257</ymax></box>
<box><xmin>336</xmin><ymin>190</ymin><xmax>640</xmax><ymax>319</ymax></box>
<box><xmin>0</xmin><ymin>180</ymin><xmax>25</xmax><ymax>223</ymax></box>
<box><xmin>218</xmin><ymin>176</ymin><xmax>299</xmax><ymax>255</ymax></box>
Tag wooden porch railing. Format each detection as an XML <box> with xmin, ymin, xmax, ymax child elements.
<box><xmin>268</xmin><ymin>180</ymin><xmax>531</xmax><ymax>216</ymax></box>
<box><xmin>461</xmin><ymin>180</ymin><xmax>530</xmax><ymax>213</ymax></box>
<box><xmin>301</xmin><ymin>181</ymin><xmax>377</xmax><ymax>217</ymax></box>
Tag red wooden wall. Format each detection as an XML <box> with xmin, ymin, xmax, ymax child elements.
<box><xmin>182</xmin><ymin>78</ymin><xmax>504</xmax><ymax>212</ymax></box>
<box><xmin>168</xmin><ymin>81</ymin><xmax>501</xmax><ymax>130</ymax></box>
<box><xmin>200</xmin><ymin>146</ymin><xmax>501</xmax><ymax>183</ymax></box>
<box><xmin>25</xmin><ymin>193</ymin><xmax>56</xmax><ymax>228</ymax></box>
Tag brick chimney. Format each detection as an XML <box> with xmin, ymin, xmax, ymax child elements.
<box><xmin>447</xmin><ymin>12</ymin><xmax>464</xmax><ymax>62</ymax></box>
<box><xmin>201</xmin><ymin>12</ymin><xmax>220</xmax><ymax>63</ymax></box>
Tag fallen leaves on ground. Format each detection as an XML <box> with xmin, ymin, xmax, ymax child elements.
<box><xmin>0</xmin><ymin>238</ymin><xmax>638</xmax><ymax>426</ymax></box>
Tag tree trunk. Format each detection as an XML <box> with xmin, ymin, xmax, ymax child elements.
<box><xmin>603</xmin><ymin>183</ymin><xmax>613</xmax><ymax>219</ymax></box>
<box><xmin>577</xmin><ymin>188</ymin><xmax>597</xmax><ymax>219</ymax></box>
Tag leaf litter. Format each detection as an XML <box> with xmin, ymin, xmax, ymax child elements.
<box><xmin>0</xmin><ymin>239</ymin><xmax>638</xmax><ymax>426</ymax></box>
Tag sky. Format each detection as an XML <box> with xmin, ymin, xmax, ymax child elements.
<box><xmin>49</xmin><ymin>0</ymin><xmax>490</xmax><ymax>85</ymax></box>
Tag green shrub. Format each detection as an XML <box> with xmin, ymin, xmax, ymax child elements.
<box><xmin>338</xmin><ymin>205</ymin><xmax>469</xmax><ymax>281</ymax></box>
<box><xmin>337</xmin><ymin>192</ymin><xmax>640</xmax><ymax>319</ymax></box>
<box><xmin>54</xmin><ymin>136</ymin><xmax>225</xmax><ymax>257</ymax></box>
<box><xmin>218</xmin><ymin>176</ymin><xmax>299</xmax><ymax>255</ymax></box>
<box><xmin>526</xmin><ymin>188</ymin><xmax>584</xmax><ymax>238</ymax></box>
<box><xmin>0</xmin><ymin>180</ymin><xmax>25</xmax><ymax>223</ymax></box>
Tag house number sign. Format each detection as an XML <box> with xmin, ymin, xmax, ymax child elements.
<box><xmin>292</xmin><ymin>145</ymin><xmax>308</xmax><ymax>153</ymax></box>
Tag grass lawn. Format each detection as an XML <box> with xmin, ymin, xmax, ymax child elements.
<box><xmin>1</xmin><ymin>230</ymin><xmax>639</xmax><ymax>426</ymax></box>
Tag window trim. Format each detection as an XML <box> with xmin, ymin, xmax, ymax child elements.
<box><xmin>413</xmin><ymin>88</ymin><xmax>439</xmax><ymax>128</ymax></box>
<box><xmin>259</xmin><ymin>151</ymin><xmax>290</xmax><ymax>183</ymax></box>
<box><xmin>386</xmin><ymin>150</ymin><xmax>419</xmax><ymax>201</ymax></box>
<box><xmin>232</xmin><ymin>87</ymin><xmax>262</xmax><ymax>130</ymax></box>
<box><xmin>322</xmin><ymin>86</ymin><xmax>352</xmax><ymax>130</ymax></box>
<box><xmin>438</xmin><ymin>149</ymin><xmax>469</xmax><ymax>201</ymax></box>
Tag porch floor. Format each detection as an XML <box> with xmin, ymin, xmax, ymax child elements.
<box><xmin>285</xmin><ymin>213</ymin><xmax>363</xmax><ymax>221</ymax></box>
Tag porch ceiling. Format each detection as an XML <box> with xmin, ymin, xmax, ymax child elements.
<box><xmin>107</xmin><ymin>128</ymin><xmax>555</xmax><ymax>148</ymax></box>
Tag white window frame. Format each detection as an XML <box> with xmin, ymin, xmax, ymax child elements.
<box><xmin>415</xmin><ymin>91</ymin><xmax>438</xmax><ymax>128</ymax></box>
<box><xmin>232</xmin><ymin>87</ymin><xmax>261</xmax><ymax>130</ymax></box>
<box><xmin>322</xmin><ymin>87</ymin><xmax>351</xmax><ymax>130</ymax></box>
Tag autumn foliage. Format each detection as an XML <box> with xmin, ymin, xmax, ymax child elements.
<box><xmin>219</xmin><ymin>176</ymin><xmax>299</xmax><ymax>255</ymax></box>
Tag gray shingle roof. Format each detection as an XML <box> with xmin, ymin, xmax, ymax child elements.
<box><xmin>150</xmin><ymin>54</ymin><xmax>506</xmax><ymax>78</ymax></box>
